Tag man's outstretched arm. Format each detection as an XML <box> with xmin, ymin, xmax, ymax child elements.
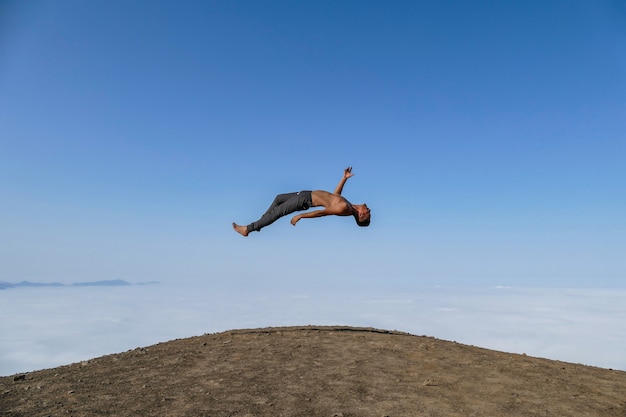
<box><xmin>333</xmin><ymin>166</ymin><xmax>354</xmax><ymax>195</ymax></box>
<box><xmin>290</xmin><ymin>205</ymin><xmax>349</xmax><ymax>225</ymax></box>
<box><xmin>290</xmin><ymin>209</ymin><xmax>334</xmax><ymax>226</ymax></box>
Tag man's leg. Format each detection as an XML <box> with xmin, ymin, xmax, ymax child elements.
<box><xmin>257</xmin><ymin>192</ymin><xmax>299</xmax><ymax>219</ymax></box>
<box><xmin>246</xmin><ymin>192</ymin><xmax>310</xmax><ymax>233</ymax></box>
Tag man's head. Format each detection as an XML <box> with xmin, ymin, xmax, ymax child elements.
<box><xmin>355</xmin><ymin>204</ymin><xmax>371</xmax><ymax>227</ymax></box>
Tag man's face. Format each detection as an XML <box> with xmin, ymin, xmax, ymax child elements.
<box><xmin>359</xmin><ymin>204</ymin><xmax>371</xmax><ymax>221</ymax></box>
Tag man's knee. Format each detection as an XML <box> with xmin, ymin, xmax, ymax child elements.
<box><xmin>274</xmin><ymin>192</ymin><xmax>297</xmax><ymax>205</ymax></box>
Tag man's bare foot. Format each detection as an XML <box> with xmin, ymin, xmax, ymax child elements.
<box><xmin>232</xmin><ymin>223</ymin><xmax>249</xmax><ymax>237</ymax></box>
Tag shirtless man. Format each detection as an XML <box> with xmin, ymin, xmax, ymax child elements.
<box><xmin>232</xmin><ymin>167</ymin><xmax>370</xmax><ymax>237</ymax></box>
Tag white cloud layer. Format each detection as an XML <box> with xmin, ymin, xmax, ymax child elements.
<box><xmin>1</xmin><ymin>284</ymin><xmax>625</xmax><ymax>376</ymax></box>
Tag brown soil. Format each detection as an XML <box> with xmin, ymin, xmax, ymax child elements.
<box><xmin>2</xmin><ymin>326</ymin><xmax>625</xmax><ymax>417</ymax></box>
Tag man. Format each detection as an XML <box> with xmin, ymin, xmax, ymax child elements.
<box><xmin>232</xmin><ymin>167</ymin><xmax>371</xmax><ymax>237</ymax></box>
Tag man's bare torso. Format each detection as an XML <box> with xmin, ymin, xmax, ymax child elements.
<box><xmin>311</xmin><ymin>190</ymin><xmax>353</xmax><ymax>216</ymax></box>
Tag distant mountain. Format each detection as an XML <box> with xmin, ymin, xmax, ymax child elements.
<box><xmin>0</xmin><ymin>280</ymin><xmax>160</xmax><ymax>290</ymax></box>
<box><xmin>0</xmin><ymin>281</ymin><xmax>64</xmax><ymax>290</ymax></box>
<box><xmin>71</xmin><ymin>279</ymin><xmax>131</xmax><ymax>287</ymax></box>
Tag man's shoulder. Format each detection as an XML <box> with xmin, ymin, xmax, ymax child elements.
<box><xmin>328</xmin><ymin>196</ymin><xmax>352</xmax><ymax>215</ymax></box>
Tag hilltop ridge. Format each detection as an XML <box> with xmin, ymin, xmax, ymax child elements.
<box><xmin>2</xmin><ymin>326</ymin><xmax>625</xmax><ymax>416</ymax></box>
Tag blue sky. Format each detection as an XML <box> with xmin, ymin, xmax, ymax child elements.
<box><xmin>1</xmin><ymin>0</ymin><xmax>625</xmax><ymax>288</ymax></box>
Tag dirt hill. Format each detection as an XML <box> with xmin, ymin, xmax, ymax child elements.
<box><xmin>2</xmin><ymin>326</ymin><xmax>625</xmax><ymax>417</ymax></box>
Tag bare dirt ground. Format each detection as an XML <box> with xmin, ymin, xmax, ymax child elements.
<box><xmin>2</xmin><ymin>326</ymin><xmax>625</xmax><ymax>417</ymax></box>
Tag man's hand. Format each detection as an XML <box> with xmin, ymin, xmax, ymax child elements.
<box><xmin>291</xmin><ymin>214</ymin><xmax>301</xmax><ymax>226</ymax></box>
<box><xmin>335</xmin><ymin>166</ymin><xmax>354</xmax><ymax>195</ymax></box>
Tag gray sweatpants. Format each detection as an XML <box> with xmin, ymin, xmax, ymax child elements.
<box><xmin>247</xmin><ymin>191</ymin><xmax>313</xmax><ymax>233</ymax></box>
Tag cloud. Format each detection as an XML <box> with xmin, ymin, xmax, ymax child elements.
<box><xmin>1</xmin><ymin>284</ymin><xmax>624</xmax><ymax>376</ymax></box>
